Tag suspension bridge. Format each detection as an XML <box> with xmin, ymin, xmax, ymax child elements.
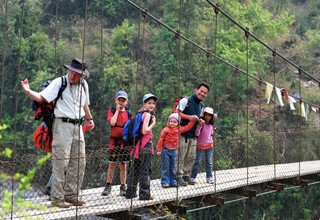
<box><xmin>1</xmin><ymin>0</ymin><xmax>320</xmax><ymax>219</ymax></box>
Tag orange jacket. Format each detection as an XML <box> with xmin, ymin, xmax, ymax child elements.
<box><xmin>156</xmin><ymin>121</ymin><xmax>194</xmax><ymax>152</ymax></box>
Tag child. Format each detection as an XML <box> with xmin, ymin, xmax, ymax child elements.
<box><xmin>125</xmin><ymin>93</ymin><xmax>157</xmax><ymax>200</ymax></box>
<box><xmin>102</xmin><ymin>91</ymin><xmax>131</xmax><ymax>196</ymax></box>
<box><xmin>189</xmin><ymin>107</ymin><xmax>216</xmax><ymax>185</ymax></box>
<box><xmin>156</xmin><ymin>113</ymin><xmax>195</xmax><ymax>188</ymax></box>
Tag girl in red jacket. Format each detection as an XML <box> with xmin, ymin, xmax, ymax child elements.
<box><xmin>156</xmin><ymin>113</ymin><xmax>195</xmax><ymax>188</ymax></box>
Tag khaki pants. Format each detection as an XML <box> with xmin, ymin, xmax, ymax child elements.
<box><xmin>51</xmin><ymin>118</ymin><xmax>86</xmax><ymax>202</ymax></box>
<box><xmin>176</xmin><ymin>136</ymin><xmax>196</xmax><ymax>179</ymax></box>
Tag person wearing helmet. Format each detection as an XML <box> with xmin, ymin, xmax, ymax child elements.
<box><xmin>189</xmin><ymin>107</ymin><xmax>216</xmax><ymax>185</ymax></box>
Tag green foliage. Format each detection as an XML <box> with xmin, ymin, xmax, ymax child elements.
<box><xmin>0</xmin><ymin>124</ymin><xmax>50</xmax><ymax>218</ymax></box>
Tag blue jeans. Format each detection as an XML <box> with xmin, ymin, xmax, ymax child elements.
<box><xmin>161</xmin><ymin>148</ymin><xmax>177</xmax><ymax>186</ymax></box>
<box><xmin>191</xmin><ymin>148</ymin><xmax>214</xmax><ymax>179</ymax></box>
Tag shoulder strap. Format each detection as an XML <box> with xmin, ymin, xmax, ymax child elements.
<box><xmin>53</xmin><ymin>76</ymin><xmax>67</xmax><ymax>107</ymax></box>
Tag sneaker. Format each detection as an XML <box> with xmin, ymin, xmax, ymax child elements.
<box><xmin>170</xmin><ymin>183</ymin><xmax>177</xmax><ymax>187</ymax></box>
<box><xmin>125</xmin><ymin>193</ymin><xmax>137</xmax><ymax>199</ymax></box>
<box><xmin>120</xmin><ymin>184</ymin><xmax>126</xmax><ymax>196</ymax></box>
<box><xmin>51</xmin><ymin>201</ymin><xmax>72</xmax><ymax>208</ymax></box>
<box><xmin>101</xmin><ymin>183</ymin><xmax>112</xmax><ymax>196</ymax></box>
<box><xmin>177</xmin><ymin>178</ymin><xmax>188</xmax><ymax>186</ymax></box>
<box><xmin>207</xmin><ymin>178</ymin><xmax>214</xmax><ymax>184</ymax></box>
<box><xmin>162</xmin><ymin>184</ymin><xmax>170</xmax><ymax>188</ymax></box>
<box><xmin>189</xmin><ymin>178</ymin><xmax>196</xmax><ymax>185</ymax></box>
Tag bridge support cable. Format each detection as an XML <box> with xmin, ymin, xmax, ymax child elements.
<box><xmin>99</xmin><ymin>0</ymin><xmax>104</xmax><ymax>148</ymax></box>
<box><xmin>124</xmin><ymin>0</ymin><xmax>320</xmax><ymax>110</ymax></box>
<box><xmin>212</xmin><ymin>6</ymin><xmax>219</xmax><ymax>194</ymax></box>
<box><xmin>127</xmin><ymin>1</ymin><xmax>148</xmax><ymax>215</ymax></box>
<box><xmin>0</xmin><ymin>0</ymin><xmax>8</xmax><ymax>120</ymax></box>
<box><xmin>74</xmin><ymin>0</ymin><xmax>89</xmax><ymax>218</ymax></box>
<box><xmin>298</xmin><ymin>69</ymin><xmax>302</xmax><ymax>178</ymax></box>
<box><xmin>272</xmin><ymin>51</ymin><xmax>277</xmax><ymax>180</ymax></box>
<box><xmin>245</xmin><ymin>28</ymin><xmax>250</xmax><ymax>187</ymax></box>
<box><xmin>175</xmin><ymin>0</ymin><xmax>182</xmax><ymax>205</ymax></box>
<box><xmin>10</xmin><ymin>0</ymin><xmax>26</xmax><ymax>218</ymax></box>
<box><xmin>205</xmin><ymin>0</ymin><xmax>320</xmax><ymax>84</ymax></box>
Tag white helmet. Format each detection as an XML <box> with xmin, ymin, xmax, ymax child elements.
<box><xmin>203</xmin><ymin>107</ymin><xmax>214</xmax><ymax>115</ymax></box>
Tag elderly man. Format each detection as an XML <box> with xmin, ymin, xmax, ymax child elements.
<box><xmin>21</xmin><ymin>58</ymin><xmax>94</xmax><ymax>208</ymax></box>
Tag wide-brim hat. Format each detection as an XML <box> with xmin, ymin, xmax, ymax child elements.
<box><xmin>63</xmin><ymin>58</ymin><xmax>90</xmax><ymax>78</ymax></box>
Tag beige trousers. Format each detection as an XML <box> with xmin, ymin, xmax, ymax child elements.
<box><xmin>176</xmin><ymin>136</ymin><xmax>196</xmax><ymax>179</ymax></box>
<box><xmin>51</xmin><ymin>118</ymin><xmax>86</xmax><ymax>202</ymax></box>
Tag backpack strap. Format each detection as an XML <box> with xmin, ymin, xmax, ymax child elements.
<box><xmin>53</xmin><ymin>76</ymin><xmax>67</xmax><ymax>107</ymax></box>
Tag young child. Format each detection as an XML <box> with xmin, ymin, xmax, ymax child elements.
<box><xmin>102</xmin><ymin>91</ymin><xmax>131</xmax><ymax>196</ymax></box>
<box><xmin>156</xmin><ymin>113</ymin><xmax>195</xmax><ymax>188</ymax></box>
<box><xmin>125</xmin><ymin>93</ymin><xmax>157</xmax><ymax>200</ymax></box>
<box><xmin>189</xmin><ymin>107</ymin><xmax>216</xmax><ymax>185</ymax></box>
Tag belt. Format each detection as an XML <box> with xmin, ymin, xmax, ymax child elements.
<box><xmin>60</xmin><ymin>117</ymin><xmax>82</xmax><ymax>125</ymax></box>
<box><xmin>165</xmin><ymin>147</ymin><xmax>177</xmax><ymax>151</ymax></box>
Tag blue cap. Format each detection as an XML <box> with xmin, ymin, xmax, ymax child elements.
<box><xmin>142</xmin><ymin>93</ymin><xmax>157</xmax><ymax>103</ymax></box>
<box><xmin>115</xmin><ymin>91</ymin><xmax>128</xmax><ymax>100</ymax></box>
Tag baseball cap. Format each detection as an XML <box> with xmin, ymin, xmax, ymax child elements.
<box><xmin>142</xmin><ymin>93</ymin><xmax>157</xmax><ymax>103</ymax></box>
<box><xmin>203</xmin><ymin>107</ymin><xmax>214</xmax><ymax>115</ymax></box>
<box><xmin>115</xmin><ymin>91</ymin><xmax>128</xmax><ymax>100</ymax></box>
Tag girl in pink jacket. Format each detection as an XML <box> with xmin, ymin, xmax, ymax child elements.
<box><xmin>189</xmin><ymin>107</ymin><xmax>216</xmax><ymax>185</ymax></box>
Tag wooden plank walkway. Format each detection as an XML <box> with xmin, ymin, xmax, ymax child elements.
<box><xmin>8</xmin><ymin>160</ymin><xmax>320</xmax><ymax>219</ymax></box>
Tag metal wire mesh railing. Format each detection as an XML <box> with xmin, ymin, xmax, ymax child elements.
<box><xmin>1</xmin><ymin>0</ymin><xmax>320</xmax><ymax>219</ymax></box>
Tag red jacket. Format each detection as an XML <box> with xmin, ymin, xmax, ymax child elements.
<box><xmin>156</xmin><ymin>121</ymin><xmax>194</xmax><ymax>152</ymax></box>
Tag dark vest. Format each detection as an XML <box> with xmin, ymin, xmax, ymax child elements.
<box><xmin>180</xmin><ymin>94</ymin><xmax>204</xmax><ymax>138</ymax></box>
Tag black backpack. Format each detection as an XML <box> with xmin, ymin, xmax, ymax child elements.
<box><xmin>32</xmin><ymin>76</ymin><xmax>67</xmax><ymax>133</ymax></box>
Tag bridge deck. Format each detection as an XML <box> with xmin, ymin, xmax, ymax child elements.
<box><xmin>9</xmin><ymin>160</ymin><xmax>320</xmax><ymax>219</ymax></box>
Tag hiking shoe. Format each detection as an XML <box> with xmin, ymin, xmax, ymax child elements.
<box><xmin>65</xmin><ymin>198</ymin><xmax>86</xmax><ymax>206</ymax></box>
<box><xmin>51</xmin><ymin>201</ymin><xmax>72</xmax><ymax>208</ymax></box>
<box><xmin>44</xmin><ymin>186</ymin><xmax>51</xmax><ymax>196</ymax></box>
<box><xmin>120</xmin><ymin>184</ymin><xmax>126</xmax><ymax>196</ymax></box>
<box><xmin>101</xmin><ymin>183</ymin><xmax>112</xmax><ymax>196</ymax></box>
<box><xmin>189</xmin><ymin>178</ymin><xmax>196</xmax><ymax>185</ymax></box>
<box><xmin>207</xmin><ymin>178</ymin><xmax>214</xmax><ymax>184</ymax></box>
<box><xmin>139</xmin><ymin>196</ymin><xmax>153</xmax><ymax>200</ymax></box>
<box><xmin>177</xmin><ymin>178</ymin><xmax>188</xmax><ymax>186</ymax></box>
<box><xmin>183</xmin><ymin>176</ymin><xmax>191</xmax><ymax>183</ymax></box>
<box><xmin>125</xmin><ymin>193</ymin><xmax>137</xmax><ymax>199</ymax></box>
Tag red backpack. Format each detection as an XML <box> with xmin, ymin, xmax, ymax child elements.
<box><xmin>33</xmin><ymin>123</ymin><xmax>52</xmax><ymax>152</ymax></box>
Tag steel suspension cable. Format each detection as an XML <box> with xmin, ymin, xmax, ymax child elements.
<box><xmin>298</xmin><ymin>69</ymin><xmax>302</xmax><ymax>178</ymax></box>
<box><xmin>272</xmin><ymin>51</ymin><xmax>277</xmax><ymax>180</ymax></box>
<box><xmin>75</xmin><ymin>0</ymin><xmax>88</xmax><ymax>218</ymax></box>
<box><xmin>128</xmin><ymin>0</ymin><xmax>146</xmax><ymax>212</ymax></box>
<box><xmin>99</xmin><ymin>0</ymin><xmax>104</xmax><ymax>148</ymax></box>
<box><xmin>245</xmin><ymin>29</ymin><xmax>250</xmax><ymax>186</ymax></box>
<box><xmin>11</xmin><ymin>0</ymin><xmax>26</xmax><ymax>218</ymax></box>
<box><xmin>124</xmin><ymin>0</ymin><xmax>320</xmax><ymax>110</ymax></box>
<box><xmin>212</xmin><ymin>5</ymin><xmax>219</xmax><ymax>194</ymax></box>
<box><xmin>175</xmin><ymin>0</ymin><xmax>182</xmax><ymax>203</ymax></box>
<box><xmin>0</xmin><ymin>0</ymin><xmax>8</xmax><ymax>120</ymax></box>
<box><xmin>205</xmin><ymin>0</ymin><xmax>320</xmax><ymax>84</ymax></box>
<box><xmin>54</xmin><ymin>0</ymin><xmax>59</xmax><ymax>76</ymax></box>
